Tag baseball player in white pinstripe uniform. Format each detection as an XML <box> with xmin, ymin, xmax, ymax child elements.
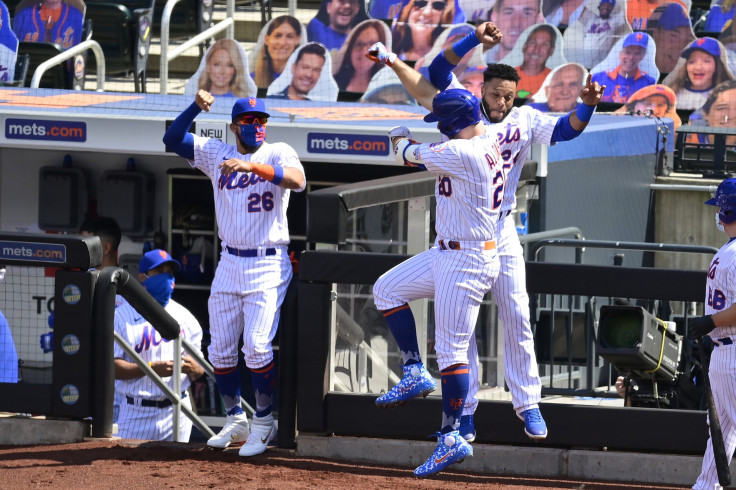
<box><xmin>375</xmin><ymin>88</ymin><xmax>502</xmax><ymax>477</ymax></box>
<box><xmin>114</xmin><ymin>250</ymin><xmax>204</xmax><ymax>441</ymax></box>
<box><xmin>689</xmin><ymin>178</ymin><xmax>736</xmax><ymax>490</ymax></box>
<box><xmin>163</xmin><ymin>90</ymin><xmax>305</xmax><ymax>456</ymax></box>
<box><xmin>368</xmin><ymin>21</ymin><xmax>604</xmax><ymax>441</ymax></box>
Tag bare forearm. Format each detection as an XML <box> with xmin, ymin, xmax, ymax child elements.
<box><xmin>391</xmin><ymin>59</ymin><xmax>437</xmax><ymax>111</ymax></box>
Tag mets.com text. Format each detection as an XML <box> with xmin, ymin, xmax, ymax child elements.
<box><xmin>307</xmin><ymin>133</ymin><xmax>388</xmax><ymax>156</ymax></box>
<box><xmin>0</xmin><ymin>243</ymin><xmax>66</xmax><ymax>262</ymax></box>
<box><xmin>5</xmin><ymin>118</ymin><xmax>87</xmax><ymax>142</ymax></box>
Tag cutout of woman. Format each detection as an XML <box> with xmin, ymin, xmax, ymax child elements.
<box><xmin>662</xmin><ymin>37</ymin><xmax>734</xmax><ymax>110</ymax></box>
<box><xmin>184</xmin><ymin>38</ymin><xmax>256</xmax><ymax>98</ymax></box>
<box><xmin>332</xmin><ymin>19</ymin><xmax>391</xmax><ymax>93</ymax></box>
<box><xmin>0</xmin><ymin>0</ymin><xmax>18</xmax><ymax>84</ymax></box>
<box><xmin>12</xmin><ymin>0</ymin><xmax>85</xmax><ymax>49</ymax></box>
<box><xmin>266</xmin><ymin>41</ymin><xmax>339</xmax><ymax>101</ymax></box>
<box><xmin>248</xmin><ymin>15</ymin><xmax>307</xmax><ymax>89</ymax></box>
<box><xmin>562</xmin><ymin>0</ymin><xmax>632</xmax><ymax>70</ymax></box>
<box><xmin>390</xmin><ymin>0</ymin><xmax>457</xmax><ymax>62</ymax></box>
<box><xmin>526</xmin><ymin>62</ymin><xmax>588</xmax><ymax>112</ymax></box>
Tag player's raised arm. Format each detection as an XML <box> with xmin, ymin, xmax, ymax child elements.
<box><xmin>366</xmin><ymin>42</ymin><xmax>437</xmax><ymax>110</ymax></box>
<box><xmin>549</xmin><ymin>74</ymin><xmax>605</xmax><ymax>142</ymax></box>
<box><xmin>162</xmin><ymin>89</ymin><xmax>215</xmax><ymax>159</ymax></box>
<box><xmin>569</xmin><ymin>74</ymin><xmax>604</xmax><ymax>131</ymax></box>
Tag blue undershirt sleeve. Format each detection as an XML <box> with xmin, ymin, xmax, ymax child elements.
<box><xmin>551</xmin><ymin>112</ymin><xmax>583</xmax><ymax>143</ymax></box>
<box><xmin>428</xmin><ymin>51</ymin><xmax>455</xmax><ymax>91</ymax></box>
<box><xmin>162</xmin><ymin>102</ymin><xmax>200</xmax><ymax>160</ymax></box>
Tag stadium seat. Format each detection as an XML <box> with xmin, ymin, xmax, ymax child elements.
<box><xmin>12</xmin><ymin>53</ymin><xmax>30</xmax><ymax>87</ymax></box>
<box><xmin>84</xmin><ymin>0</ymin><xmax>155</xmax><ymax>92</ymax></box>
<box><xmin>153</xmin><ymin>0</ymin><xmax>215</xmax><ymax>41</ymax></box>
<box><xmin>17</xmin><ymin>41</ymin><xmax>73</xmax><ymax>89</ymax></box>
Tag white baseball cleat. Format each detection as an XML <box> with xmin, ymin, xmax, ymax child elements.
<box><xmin>207</xmin><ymin>413</ymin><xmax>250</xmax><ymax>449</ymax></box>
<box><xmin>239</xmin><ymin>413</ymin><xmax>276</xmax><ymax>457</ymax></box>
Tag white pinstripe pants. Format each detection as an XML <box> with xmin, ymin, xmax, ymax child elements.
<box><xmin>207</xmin><ymin>248</ymin><xmax>292</xmax><ymax>369</ymax></box>
<box><xmin>465</xmin><ymin>215</ymin><xmax>542</xmax><ymax>415</ymax></box>
<box><xmin>373</xmin><ymin>246</ymin><xmax>499</xmax><ymax>370</ymax></box>
<box><xmin>693</xmin><ymin>341</ymin><xmax>736</xmax><ymax>490</ymax></box>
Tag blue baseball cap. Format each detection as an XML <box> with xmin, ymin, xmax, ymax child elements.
<box><xmin>623</xmin><ymin>32</ymin><xmax>648</xmax><ymax>49</ymax></box>
<box><xmin>682</xmin><ymin>37</ymin><xmax>721</xmax><ymax>59</ymax></box>
<box><xmin>600</xmin><ymin>0</ymin><xmax>615</xmax><ymax>5</ymax></box>
<box><xmin>231</xmin><ymin>97</ymin><xmax>270</xmax><ymax>121</ymax></box>
<box><xmin>139</xmin><ymin>249</ymin><xmax>181</xmax><ymax>274</ymax></box>
<box><xmin>653</xmin><ymin>3</ymin><xmax>690</xmax><ymax>30</ymax></box>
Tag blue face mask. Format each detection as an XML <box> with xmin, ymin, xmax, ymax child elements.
<box><xmin>238</xmin><ymin>122</ymin><xmax>266</xmax><ymax>148</ymax></box>
<box><xmin>142</xmin><ymin>273</ymin><xmax>175</xmax><ymax>307</ymax></box>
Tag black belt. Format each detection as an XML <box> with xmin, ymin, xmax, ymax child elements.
<box><xmin>226</xmin><ymin>246</ymin><xmax>276</xmax><ymax>257</ymax></box>
<box><xmin>715</xmin><ymin>337</ymin><xmax>734</xmax><ymax>347</ymax></box>
<box><xmin>126</xmin><ymin>392</ymin><xmax>187</xmax><ymax>408</ymax></box>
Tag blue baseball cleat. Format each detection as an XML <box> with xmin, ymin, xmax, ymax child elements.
<box><xmin>518</xmin><ymin>408</ymin><xmax>548</xmax><ymax>439</ymax></box>
<box><xmin>458</xmin><ymin>414</ymin><xmax>476</xmax><ymax>442</ymax></box>
<box><xmin>375</xmin><ymin>362</ymin><xmax>437</xmax><ymax>408</ymax></box>
<box><xmin>414</xmin><ymin>430</ymin><xmax>473</xmax><ymax>477</ymax></box>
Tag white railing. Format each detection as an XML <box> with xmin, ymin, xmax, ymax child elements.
<box><xmin>31</xmin><ymin>39</ymin><xmax>106</xmax><ymax>91</ymax></box>
<box><xmin>159</xmin><ymin>0</ymin><xmax>235</xmax><ymax>94</ymax></box>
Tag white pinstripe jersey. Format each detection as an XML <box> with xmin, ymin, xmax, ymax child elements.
<box><xmin>400</xmin><ymin>133</ymin><xmax>503</xmax><ymax>241</ymax></box>
<box><xmin>484</xmin><ymin>106</ymin><xmax>556</xmax><ymax>213</ymax></box>
<box><xmin>114</xmin><ymin>299</ymin><xmax>203</xmax><ymax>399</ymax></box>
<box><xmin>705</xmin><ymin>238</ymin><xmax>736</xmax><ymax>338</ymax></box>
<box><xmin>446</xmin><ymin>76</ymin><xmax>557</xmax><ymax>212</ymax></box>
<box><xmin>189</xmin><ymin>136</ymin><xmax>306</xmax><ymax>249</ymax></box>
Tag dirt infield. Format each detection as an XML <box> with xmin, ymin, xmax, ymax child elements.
<box><xmin>0</xmin><ymin>439</ymin><xmax>691</xmax><ymax>489</ymax></box>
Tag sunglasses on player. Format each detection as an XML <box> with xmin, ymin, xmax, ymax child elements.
<box><xmin>413</xmin><ymin>0</ymin><xmax>446</xmax><ymax>10</ymax></box>
<box><xmin>233</xmin><ymin>115</ymin><xmax>268</xmax><ymax>125</ymax></box>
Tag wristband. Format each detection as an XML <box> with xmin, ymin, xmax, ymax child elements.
<box><xmin>452</xmin><ymin>32</ymin><xmax>480</xmax><ymax>59</ymax></box>
<box><xmin>250</xmin><ymin>162</ymin><xmax>283</xmax><ymax>185</ymax></box>
<box><xmin>576</xmin><ymin>103</ymin><xmax>595</xmax><ymax>123</ymax></box>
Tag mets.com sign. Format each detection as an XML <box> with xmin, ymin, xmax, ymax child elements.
<box><xmin>5</xmin><ymin>118</ymin><xmax>87</xmax><ymax>142</ymax></box>
<box><xmin>307</xmin><ymin>133</ymin><xmax>388</xmax><ymax>156</ymax></box>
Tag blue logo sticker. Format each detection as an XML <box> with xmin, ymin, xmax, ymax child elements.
<box><xmin>5</xmin><ymin>118</ymin><xmax>86</xmax><ymax>142</ymax></box>
<box><xmin>61</xmin><ymin>334</ymin><xmax>80</xmax><ymax>355</ymax></box>
<box><xmin>307</xmin><ymin>133</ymin><xmax>388</xmax><ymax>156</ymax></box>
<box><xmin>61</xmin><ymin>384</ymin><xmax>80</xmax><ymax>405</ymax></box>
<box><xmin>63</xmin><ymin>285</ymin><xmax>82</xmax><ymax>305</ymax></box>
<box><xmin>0</xmin><ymin>241</ymin><xmax>66</xmax><ymax>263</ymax></box>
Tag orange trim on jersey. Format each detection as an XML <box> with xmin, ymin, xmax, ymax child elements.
<box><xmin>213</xmin><ymin>366</ymin><xmax>238</xmax><ymax>375</ymax></box>
<box><xmin>251</xmin><ymin>361</ymin><xmax>275</xmax><ymax>373</ymax></box>
<box><xmin>442</xmin><ymin>365</ymin><xmax>469</xmax><ymax>376</ymax></box>
<box><xmin>383</xmin><ymin>304</ymin><xmax>410</xmax><ymax>317</ymax></box>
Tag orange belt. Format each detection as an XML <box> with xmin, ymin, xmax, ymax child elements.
<box><xmin>438</xmin><ymin>239</ymin><xmax>496</xmax><ymax>251</ymax></box>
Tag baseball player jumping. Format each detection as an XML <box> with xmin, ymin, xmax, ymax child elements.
<box><xmin>367</xmin><ymin>21</ymin><xmax>604</xmax><ymax>441</ymax></box>
<box><xmin>114</xmin><ymin>249</ymin><xmax>204</xmax><ymax>442</ymax></box>
<box><xmin>163</xmin><ymin>90</ymin><xmax>306</xmax><ymax>456</ymax></box>
<box><xmin>688</xmin><ymin>178</ymin><xmax>736</xmax><ymax>490</ymax></box>
<box><xmin>376</xmin><ymin>88</ymin><xmax>502</xmax><ymax>477</ymax></box>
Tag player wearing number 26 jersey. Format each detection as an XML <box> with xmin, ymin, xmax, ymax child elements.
<box><xmin>163</xmin><ymin>90</ymin><xmax>305</xmax><ymax>457</ymax></box>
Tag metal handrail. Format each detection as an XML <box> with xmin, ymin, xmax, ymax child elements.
<box><xmin>531</xmin><ymin>238</ymin><xmax>719</xmax><ymax>262</ymax></box>
<box><xmin>159</xmin><ymin>0</ymin><xmax>235</xmax><ymax>94</ymax></box>
<box><xmin>113</xmin><ymin>331</ymin><xmax>256</xmax><ymax>440</ymax></box>
<box><xmin>31</xmin><ymin>40</ymin><xmax>106</xmax><ymax>90</ymax></box>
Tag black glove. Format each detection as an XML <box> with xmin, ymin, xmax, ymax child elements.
<box><xmin>688</xmin><ymin>315</ymin><xmax>716</xmax><ymax>339</ymax></box>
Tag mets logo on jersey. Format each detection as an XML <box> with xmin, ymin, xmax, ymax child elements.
<box><xmin>429</xmin><ymin>142</ymin><xmax>449</xmax><ymax>153</ymax></box>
